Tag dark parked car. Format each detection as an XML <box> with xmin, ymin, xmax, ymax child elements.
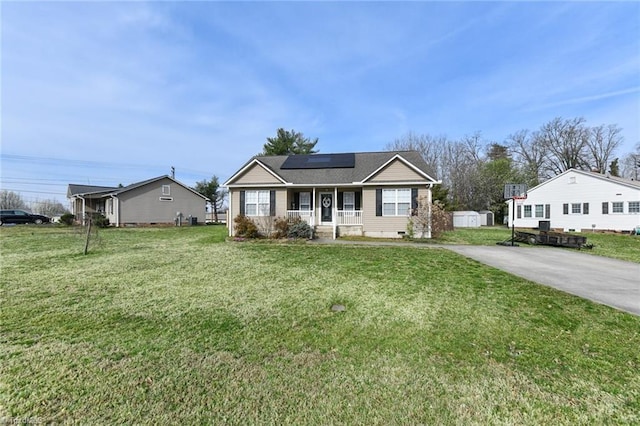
<box><xmin>0</xmin><ymin>209</ymin><xmax>51</xmax><ymax>226</ymax></box>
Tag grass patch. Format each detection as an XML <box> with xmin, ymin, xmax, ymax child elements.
<box><xmin>1</xmin><ymin>225</ymin><xmax>639</xmax><ymax>424</ymax></box>
<box><xmin>422</xmin><ymin>227</ymin><xmax>639</xmax><ymax>263</ymax></box>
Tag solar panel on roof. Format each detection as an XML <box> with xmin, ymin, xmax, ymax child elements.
<box><xmin>281</xmin><ymin>153</ymin><xmax>355</xmax><ymax>169</ymax></box>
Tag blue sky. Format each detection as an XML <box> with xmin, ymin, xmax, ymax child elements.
<box><xmin>2</xmin><ymin>1</ymin><xmax>639</xmax><ymax>206</ymax></box>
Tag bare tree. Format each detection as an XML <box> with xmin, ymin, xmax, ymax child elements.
<box><xmin>0</xmin><ymin>190</ymin><xmax>27</xmax><ymax>209</ymax></box>
<box><xmin>506</xmin><ymin>129</ymin><xmax>546</xmax><ymax>186</ymax></box>
<box><xmin>620</xmin><ymin>143</ymin><xmax>640</xmax><ymax>180</ymax></box>
<box><xmin>385</xmin><ymin>131</ymin><xmax>447</xmax><ymax>179</ymax></box>
<box><xmin>586</xmin><ymin>124</ymin><xmax>623</xmax><ymax>174</ymax></box>
<box><xmin>32</xmin><ymin>199</ymin><xmax>68</xmax><ymax>217</ymax></box>
<box><xmin>535</xmin><ymin>117</ymin><xmax>590</xmax><ymax>177</ymax></box>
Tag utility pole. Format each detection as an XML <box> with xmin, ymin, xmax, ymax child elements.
<box><xmin>171</xmin><ymin>167</ymin><xmax>175</xmax><ymax>179</ymax></box>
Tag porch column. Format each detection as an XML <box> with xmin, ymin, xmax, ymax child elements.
<box><xmin>333</xmin><ymin>187</ymin><xmax>338</xmax><ymax>239</ymax></box>
<box><xmin>312</xmin><ymin>187</ymin><xmax>316</xmax><ymax>227</ymax></box>
<box><xmin>82</xmin><ymin>196</ymin><xmax>86</xmax><ymax>226</ymax></box>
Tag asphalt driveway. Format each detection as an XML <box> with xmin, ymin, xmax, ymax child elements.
<box><xmin>445</xmin><ymin>245</ymin><xmax>640</xmax><ymax>316</ymax></box>
<box><xmin>313</xmin><ymin>239</ymin><xmax>640</xmax><ymax>316</ymax></box>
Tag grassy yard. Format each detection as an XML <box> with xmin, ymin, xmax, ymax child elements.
<box><xmin>1</xmin><ymin>225</ymin><xmax>639</xmax><ymax>424</ymax></box>
<box><xmin>433</xmin><ymin>226</ymin><xmax>640</xmax><ymax>263</ymax></box>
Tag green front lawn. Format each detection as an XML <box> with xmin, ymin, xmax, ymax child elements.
<box><xmin>1</xmin><ymin>225</ymin><xmax>638</xmax><ymax>424</ymax></box>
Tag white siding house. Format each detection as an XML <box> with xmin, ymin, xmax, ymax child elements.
<box><xmin>507</xmin><ymin>169</ymin><xmax>640</xmax><ymax>232</ymax></box>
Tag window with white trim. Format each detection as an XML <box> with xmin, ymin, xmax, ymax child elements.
<box><xmin>245</xmin><ymin>190</ymin><xmax>270</xmax><ymax>216</ymax></box>
<box><xmin>162</xmin><ymin>185</ymin><xmax>170</xmax><ymax>196</ymax></box>
<box><xmin>382</xmin><ymin>188</ymin><xmax>411</xmax><ymax>216</ymax></box>
<box><xmin>535</xmin><ymin>204</ymin><xmax>544</xmax><ymax>218</ymax></box>
<box><xmin>299</xmin><ymin>192</ymin><xmax>311</xmax><ymax>211</ymax></box>
<box><xmin>571</xmin><ymin>203</ymin><xmax>581</xmax><ymax>214</ymax></box>
<box><xmin>612</xmin><ymin>202</ymin><xmax>623</xmax><ymax>213</ymax></box>
<box><xmin>524</xmin><ymin>205</ymin><xmax>532</xmax><ymax>218</ymax></box>
<box><xmin>629</xmin><ymin>201</ymin><xmax>640</xmax><ymax>214</ymax></box>
<box><xmin>343</xmin><ymin>191</ymin><xmax>355</xmax><ymax>211</ymax></box>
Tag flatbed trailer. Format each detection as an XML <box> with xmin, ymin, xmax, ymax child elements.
<box><xmin>514</xmin><ymin>230</ymin><xmax>593</xmax><ymax>249</ymax></box>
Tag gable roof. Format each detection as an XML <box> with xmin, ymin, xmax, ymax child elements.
<box><xmin>529</xmin><ymin>168</ymin><xmax>640</xmax><ymax>193</ymax></box>
<box><xmin>68</xmin><ymin>176</ymin><xmax>208</xmax><ymax>200</ymax></box>
<box><xmin>224</xmin><ymin>151</ymin><xmax>438</xmax><ymax>186</ymax></box>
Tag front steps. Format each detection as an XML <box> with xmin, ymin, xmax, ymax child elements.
<box><xmin>314</xmin><ymin>225</ymin><xmax>334</xmax><ymax>239</ymax></box>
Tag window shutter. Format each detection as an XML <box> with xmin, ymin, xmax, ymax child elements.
<box><xmin>517</xmin><ymin>205</ymin><xmax>521</xmax><ymax>219</ymax></box>
<box><xmin>563</xmin><ymin>203</ymin><xmax>568</xmax><ymax>215</ymax></box>
<box><xmin>270</xmin><ymin>190</ymin><xmax>276</xmax><ymax>216</ymax></box>
<box><xmin>376</xmin><ymin>189</ymin><xmax>382</xmax><ymax>216</ymax></box>
<box><xmin>602</xmin><ymin>202</ymin><xmax>608</xmax><ymax>214</ymax></box>
<box><xmin>545</xmin><ymin>204</ymin><xmax>550</xmax><ymax>219</ymax></box>
<box><xmin>411</xmin><ymin>188</ymin><xmax>418</xmax><ymax>209</ymax></box>
<box><xmin>337</xmin><ymin>192</ymin><xmax>344</xmax><ymax>210</ymax></box>
<box><xmin>583</xmin><ymin>203</ymin><xmax>589</xmax><ymax>215</ymax></box>
<box><xmin>293</xmin><ymin>192</ymin><xmax>300</xmax><ymax>210</ymax></box>
<box><xmin>355</xmin><ymin>191</ymin><xmax>361</xmax><ymax>210</ymax></box>
<box><xmin>239</xmin><ymin>191</ymin><xmax>245</xmax><ymax>216</ymax></box>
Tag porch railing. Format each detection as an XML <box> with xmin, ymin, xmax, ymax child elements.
<box><xmin>287</xmin><ymin>210</ymin><xmax>315</xmax><ymax>226</ymax></box>
<box><xmin>337</xmin><ymin>210</ymin><xmax>363</xmax><ymax>226</ymax></box>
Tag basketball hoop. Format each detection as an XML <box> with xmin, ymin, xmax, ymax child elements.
<box><xmin>513</xmin><ymin>195</ymin><xmax>527</xmax><ymax>206</ymax></box>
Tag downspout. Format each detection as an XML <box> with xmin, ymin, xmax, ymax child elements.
<box><xmin>427</xmin><ymin>183</ymin><xmax>433</xmax><ymax>239</ymax></box>
<box><xmin>227</xmin><ymin>189</ymin><xmax>233</xmax><ymax>237</ymax></box>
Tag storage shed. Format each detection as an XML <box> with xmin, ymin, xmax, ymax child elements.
<box><xmin>453</xmin><ymin>211</ymin><xmax>482</xmax><ymax>228</ymax></box>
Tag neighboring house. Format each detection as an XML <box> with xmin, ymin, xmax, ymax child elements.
<box><xmin>507</xmin><ymin>169</ymin><xmax>640</xmax><ymax>232</ymax></box>
<box><xmin>67</xmin><ymin>176</ymin><xmax>208</xmax><ymax>227</ymax></box>
<box><xmin>223</xmin><ymin>151</ymin><xmax>440</xmax><ymax>239</ymax></box>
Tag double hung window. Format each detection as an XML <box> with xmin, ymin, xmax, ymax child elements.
<box><xmin>382</xmin><ymin>189</ymin><xmax>411</xmax><ymax>216</ymax></box>
<box><xmin>245</xmin><ymin>190</ymin><xmax>270</xmax><ymax>216</ymax></box>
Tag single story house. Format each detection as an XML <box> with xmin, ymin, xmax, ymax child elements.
<box><xmin>223</xmin><ymin>151</ymin><xmax>441</xmax><ymax>239</ymax></box>
<box><xmin>507</xmin><ymin>169</ymin><xmax>640</xmax><ymax>232</ymax></box>
<box><xmin>68</xmin><ymin>175</ymin><xmax>208</xmax><ymax>226</ymax></box>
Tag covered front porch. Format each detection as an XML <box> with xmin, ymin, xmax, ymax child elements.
<box><xmin>285</xmin><ymin>187</ymin><xmax>363</xmax><ymax>238</ymax></box>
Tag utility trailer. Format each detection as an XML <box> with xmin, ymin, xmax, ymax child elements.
<box><xmin>514</xmin><ymin>230</ymin><xmax>593</xmax><ymax>249</ymax></box>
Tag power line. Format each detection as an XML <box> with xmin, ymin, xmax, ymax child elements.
<box><xmin>1</xmin><ymin>153</ymin><xmax>213</xmax><ymax>177</ymax></box>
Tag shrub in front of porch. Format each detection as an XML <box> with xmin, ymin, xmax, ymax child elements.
<box><xmin>286</xmin><ymin>217</ymin><xmax>313</xmax><ymax>239</ymax></box>
<box><xmin>273</xmin><ymin>217</ymin><xmax>313</xmax><ymax>240</ymax></box>
<box><xmin>233</xmin><ymin>214</ymin><xmax>261</xmax><ymax>238</ymax></box>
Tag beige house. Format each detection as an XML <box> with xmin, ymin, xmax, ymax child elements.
<box><xmin>68</xmin><ymin>176</ymin><xmax>208</xmax><ymax>226</ymax></box>
<box><xmin>224</xmin><ymin>151</ymin><xmax>440</xmax><ymax>239</ymax></box>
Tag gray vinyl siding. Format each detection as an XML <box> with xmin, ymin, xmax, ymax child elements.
<box><xmin>118</xmin><ymin>178</ymin><xmax>205</xmax><ymax>224</ymax></box>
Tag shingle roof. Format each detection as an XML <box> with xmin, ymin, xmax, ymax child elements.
<box><xmin>229</xmin><ymin>151</ymin><xmax>437</xmax><ymax>186</ymax></box>
<box><xmin>67</xmin><ymin>184</ymin><xmax>118</xmax><ymax>197</ymax></box>
<box><xmin>529</xmin><ymin>168</ymin><xmax>640</xmax><ymax>193</ymax></box>
<box><xmin>68</xmin><ymin>176</ymin><xmax>208</xmax><ymax>200</ymax></box>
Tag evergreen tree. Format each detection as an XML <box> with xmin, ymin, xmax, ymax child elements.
<box><xmin>262</xmin><ymin>128</ymin><xmax>318</xmax><ymax>155</ymax></box>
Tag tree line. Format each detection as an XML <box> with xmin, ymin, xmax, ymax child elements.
<box><xmin>386</xmin><ymin>117</ymin><xmax>638</xmax><ymax>223</ymax></box>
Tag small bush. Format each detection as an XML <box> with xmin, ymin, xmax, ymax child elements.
<box><xmin>287</xmin><ymin>218</ymin><xmax>313</xmax><ymax>239</ymax></box>
<box><xmin>59</xmin><ymin>213</ymin><xmax>75</xmax><ymax>226</ymax></box>
<box><xmin>91</xmin><ymin>213</ymin><xmax>110</xmax><ymax>228</ymax></box>
<box><xmin>273</xmin><ymin>217</ymin><xmax>289</xmax><ymax>239</ymax></box>
<box><xmin>234</xmin><ymin>215</ymin><xmax>260</xmax><ymax>238</ymax></box>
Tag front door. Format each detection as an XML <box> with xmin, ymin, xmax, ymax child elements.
<box><xmin>320</xmin><ymin>193</ymin><xmax>333</xmax><ymax>223</ymax></box>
